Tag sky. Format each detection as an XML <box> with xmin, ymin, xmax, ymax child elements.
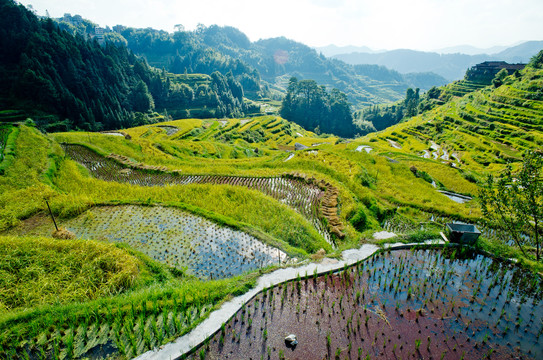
<box><xmin>23</xmin><ymin>0</ymin><xmax>543</xmax><ymax>51</ymax></box>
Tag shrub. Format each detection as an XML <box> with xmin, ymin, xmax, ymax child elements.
<box><xmin>350</xmin><ymin>206</ymin><xmax>368</xmax><ymax>232</ymax></box>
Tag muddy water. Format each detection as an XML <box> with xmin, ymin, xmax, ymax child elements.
<box><xmin>188</xmin><ymin>249</ymin><xmax>542</xmax><ymax>359</ymax></box>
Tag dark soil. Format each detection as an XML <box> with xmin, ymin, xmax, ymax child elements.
<box><xmin>188</xmin><ymin>249</ymin><xmax>543</xmax><ymax>360</ymax></box>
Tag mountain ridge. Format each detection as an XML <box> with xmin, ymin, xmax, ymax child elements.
<box><xmin>51</xmin><ymin>14</ymin><xmax>449</xmax><ymax>109</ymax></box>
<box><xmin>332</xmin><ymin>41</ymin><xmax>543</xmax><ymax>81</ymax></box>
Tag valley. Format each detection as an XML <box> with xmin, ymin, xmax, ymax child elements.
<box><xmin>0</xmin><ymin>0</ymin><xmax>542</xmax><ymax>359</ymax></box>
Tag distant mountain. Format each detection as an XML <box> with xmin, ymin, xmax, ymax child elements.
<box><xmin>334</xmin><ymin>49</ymin><xmax>486</xmax><ymax>81</ymax></box>
<box><xmin>315</xmin><ymin>44</ymin><xmax>380</xmax><ymax>57</ymax></box>
<box><xmin>333</xmin><ymin>41</ymin><xmax>543</xmax><ymax>81</ymax></box>
<box><xmin>433</xmin><ymin>44</ymin><xmax>509</xmax><ymax>55</ymax></box>
<box><xmin>494</xmin><ymin>41</ymin><xmax>543</xmax><ymax>62</ymax></box>
<box><xmin>245</xmin><ymin>37</ymin><xmax>447</xmax><ymax>105</ymax></box>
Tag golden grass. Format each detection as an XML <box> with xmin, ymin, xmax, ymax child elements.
<box><xmin>0</xmin><ymin>235</ymin><xmax>142</xmax><ymax>312</ymax></box>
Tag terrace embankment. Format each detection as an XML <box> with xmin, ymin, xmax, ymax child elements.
<box><xmin>63</xmin><ymin>144</ymin><xmax>346</xmax><ymax>243</ymax></box>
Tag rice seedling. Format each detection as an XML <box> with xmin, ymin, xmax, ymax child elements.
<box><xmin>189</xmin><ymin>248</ymin><xmax>543</xmax><ymax>360</ymax></box>
<box><xmin>60</xmin><ymin>205</ymin><xmax>289</xmax><ymax>279</ymax></box>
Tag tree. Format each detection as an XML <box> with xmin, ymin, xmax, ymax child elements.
<box><xmin>280</xmin><ymin>77</ymin><xmax>355</xmax><ymax>137</ymax></box>
<box><xmin>492</xmin><ymin>68</ymin><xmax>508</xmax><ymax>88</ymax></box>
<box><xmin>516</xmin><ymin>150</ymin><xmax>543</xmax><ymax>261</ymax></box>
<box><xmin>427</xmin><ymin>86</ymin><xmax>441</xmax><ymax>100</ymax></box>
<box><xmin>404</xmin><ymin>88</ymin><xmax>420</xmax><ymax>117</ymax></box>
<box><xmin>130</xmin><ymin>80</ymin><xmax>154</xmax><ymax>112</ymax></box>
<box><xmin>479</xmin><ymin>150</ymin><xmax>543</xmax><ymax>261</ymax></box>
<box><xmin>529</xmin><ymin>49</ymin><xmax>543</xmax><ymax>68</ymax></box>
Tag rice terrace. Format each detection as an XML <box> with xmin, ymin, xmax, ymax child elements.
<box><xmin>0</xmin><ymin>0</ymin><xmax>543</xmax><ymax>359</ymax></box>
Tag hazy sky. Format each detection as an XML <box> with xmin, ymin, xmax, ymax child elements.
<box><xmin>24</xmin><ymin>0</ymin><xmax>543</xmax><ymax>51</ymax></box>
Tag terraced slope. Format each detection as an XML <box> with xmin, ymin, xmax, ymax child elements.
<box><xmin>2</xmin><ymin>62</ymin><xmax>542</xmax><ymax>360</ymax></box>
<box><xmin>364</xmin><ymin>65</ymin><xmax>543</xmax><ymax>180</ymax></box>
<box><xmin>54</xmin><ymin>116</ymin><xmax>337</xmax><ymax>167</ymax></box>
<box><xmin>437</xmin><ymin>79</ymin><xmax>488</xmax><ymax>101</ymax></box>
<box><xmin>63</xmin><ymin>144</ymin><xmax>332</xmax><ymax>242</ymax></box>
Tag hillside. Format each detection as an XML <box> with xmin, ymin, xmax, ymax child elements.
<box><xmin>333</xmin><ymin>41</ymin><xmax>543</xmax><ymax>81</ymax></box>
<box><xmin>1</xmin><ymin>54</ymin><xmax>542</xmax><ymax>356</ymax></box>
<box><xmin>355</xmin><ymin>58</ymin><xmax>531</xmax><ymax>134</ymax></box>
<box><xmin>360</xmin><ymin>54</ymin><xmax>543</xmax><ymax>186</ymax></box>
<box><xmin>54</xmin><ymin>15</ymin><xmax>448</xmax><ymax>109</ymax></box>
<box><xmin>0</xmin><ymin>1</ymin><xmax>253</xmax><ymax>131</ymax></box>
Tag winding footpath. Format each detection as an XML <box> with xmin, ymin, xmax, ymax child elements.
<box><xmin>136</xmin><ymin>239</ymin><xmax>445</xmax><ymax>360</ymax></box>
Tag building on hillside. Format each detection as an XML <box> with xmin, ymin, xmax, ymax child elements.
<box><xmin>473</xmin><ymin>61</ymin><xmax>526</xmax><ymax>72</ymax></box>
<box><xmin>465</xmin><ymin>61</ymin><xmax>526</xmax><ymax>84</ymax></box>
<box><xmin>93</xmin><ymin>27</ymin><xmax>105</xmax><ymax>45</ymax></box>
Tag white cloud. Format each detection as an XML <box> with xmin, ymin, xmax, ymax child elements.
<box><xmin>308</xmin><ymin>0</ymin><xmax>348</xmax><ymax>8</ymax></box>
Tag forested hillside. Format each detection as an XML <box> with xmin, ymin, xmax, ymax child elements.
<box><xmin>131</xmin><ymin>28</ymin><xmax>449</xmax><ymax>107</ymax></box>
<box><xmin>0</xmin><ymin>3</ymin><xmax>447</xmax><ymax>134</ymax></box>
<box><xmin>53</xmin><ymin>16</ymin><xmax>448</xmax><ymax>109</ymax></box>
<box><xmin>0</xmin><ymin>0</ymin><xmax>250</xmax><ymax>131</ymax></box>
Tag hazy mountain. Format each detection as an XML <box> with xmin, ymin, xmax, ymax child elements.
<box><xmin>494</xmin><ymin>41</ymin><xmax>543</xmax><ymax>62</ymax></box>
<box><xmin>433</xmin><ymin>44</ymin><xmax>509</xmax><ymax>55</ymax></box>
<box><xmin>315</xmin><ymin>44</ymin><xmax>379</xmax><ymax>57</ymax></box>
<box><xmin>333</xmin><ymin>49</ymin><xmax>486</xmax><ymax>80</ymax></box>
<box><xmin>333</xmin><ymin>41</ymin><xmax>543</xmax><ymax>81</ymax></box>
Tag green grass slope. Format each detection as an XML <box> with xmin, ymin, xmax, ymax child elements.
<box><xmin>1</xmin><ymin>57</ymin><xmax>542</xmax><ymax>358</ymax></box>
<box><xmin>0</xmin><ymin>236</ymin><xmax>149</xmax><ymax>312</ymax></box>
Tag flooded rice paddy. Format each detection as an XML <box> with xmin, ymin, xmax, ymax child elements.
<box><xmin>188</xmin><ymin>248</ymin><xmax>543</xmax><ymax>359</ymax></box>
<box><xmin>65</xmin><ymin>205</ymin><xmax>287</xmax><ymax>279</ymax></box>
<box><xmin>63</xmin><ymin>144</ymin><xmax>329</xmax><ymax>241</ymax></box>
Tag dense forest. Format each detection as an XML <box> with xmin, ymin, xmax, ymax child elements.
<box><xmin>53</xmin><ymin>15</ymin><xmax>448</xmax><ymax>108</ymax></box>
<box><xmin>52</xmin><ymin>14</ymin><xmax>263</xmax><ymax>99</ymax></box>
<box><xmin>0</xmin><ymin>0</ymin><xmax>250</xmax><ymax>131</ymax></box>
<box><xmin>280</xmin><ymin>77</ymin><xmax>357</xmax><ymax>137</ymax></box>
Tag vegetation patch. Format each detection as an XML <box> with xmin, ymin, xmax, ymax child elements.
<box><xmin>0</xmin><ymin>235</ymin><xmax>143</xmax><ymax>312</ymax></box>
